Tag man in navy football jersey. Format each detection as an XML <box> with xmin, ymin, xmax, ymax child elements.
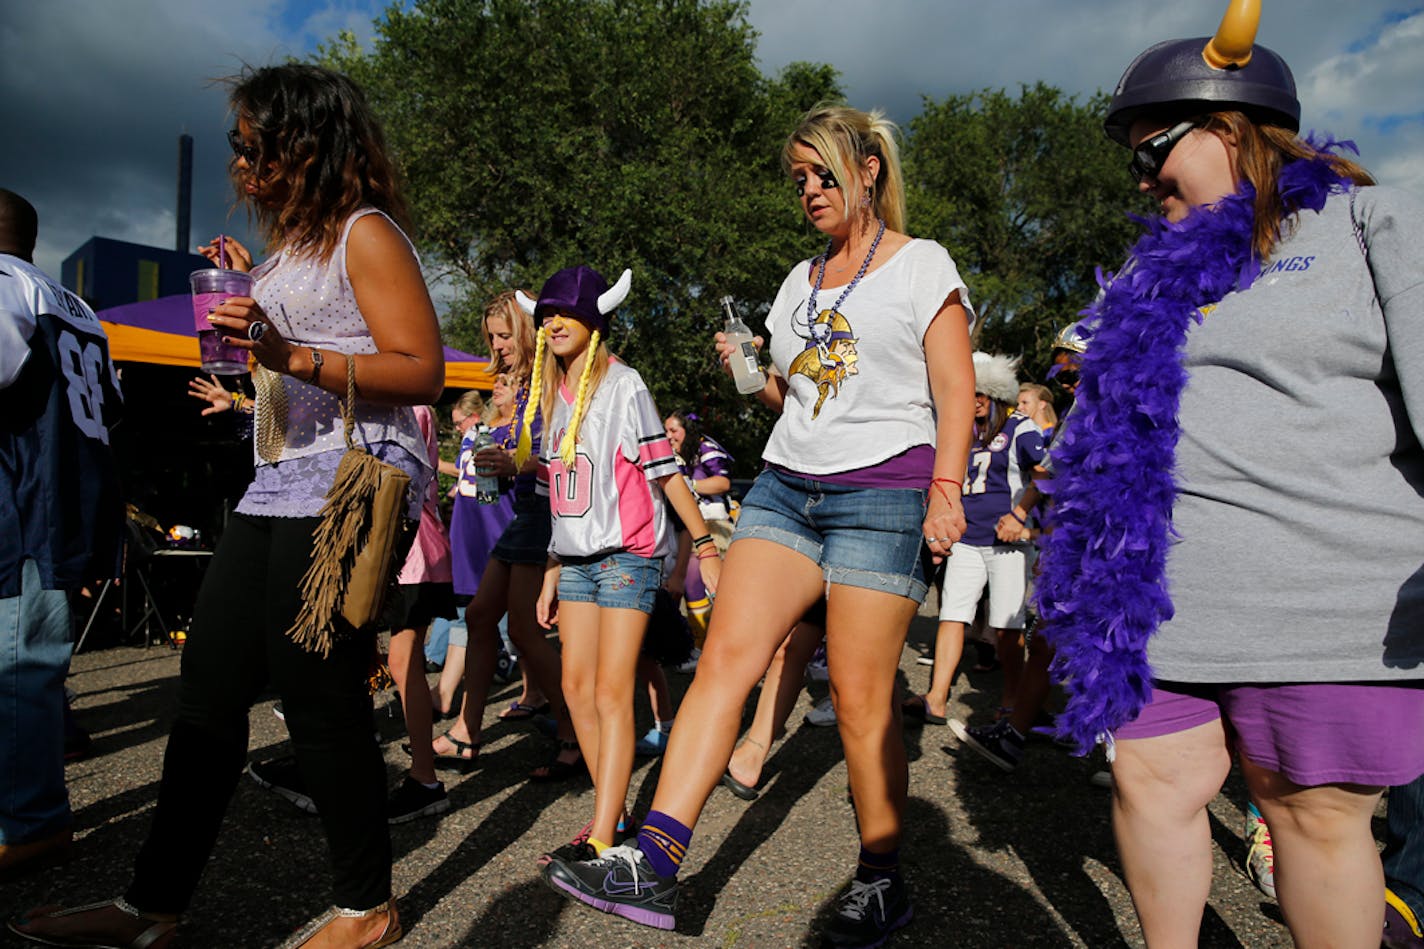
<box><xmin>0</xmin><ymin>189</ymin><xmax>123</xmax><ymax>878</ymax></box>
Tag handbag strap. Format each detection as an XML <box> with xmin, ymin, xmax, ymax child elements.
<box><xmin>342</xmin><ymin>352</ymin><xmax>361</xmax><ymax>452</ymax></box>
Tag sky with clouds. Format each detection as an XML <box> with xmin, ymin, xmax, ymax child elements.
<box><xmin>3</xmin><ymin>0</ymin><xmax>1421</xmax><ymax>292</ymax></box>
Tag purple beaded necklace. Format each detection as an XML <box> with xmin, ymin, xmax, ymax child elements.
<box><xmin>806</xmin><ymin>217</ymin><xmax>886</xmax><ymax>322</ymax></box>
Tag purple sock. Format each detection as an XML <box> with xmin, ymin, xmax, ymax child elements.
<box><xmin>856</xmin><ymin>845</ymin><xmax>900</xmax><ymax>883</ymax></box>
<box><xmin>637</xmin><ymin>810</ymin><xmax>692</xmax><ymax>879</ymax></box>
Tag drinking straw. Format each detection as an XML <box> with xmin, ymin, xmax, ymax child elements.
<box><xmin>218</xmin><ymin>235</ymin><xmax>228</xmax><ymax>270</ymax></box>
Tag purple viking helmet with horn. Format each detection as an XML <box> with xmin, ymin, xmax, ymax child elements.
<box><xmin>1104</xmin><ymin>0</ymin><xmax>1299</xmax><ymax>146</ymax></box>
<box><xmin>514</xmin><ymin>265</ymin><xmax>633</xmax><ymax>336</ymax></box>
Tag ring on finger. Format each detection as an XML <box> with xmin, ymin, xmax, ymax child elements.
<box><xmin>247</xmin><ymin>321</ymin><xmax>267</xmax><ymax>342</ymax></box>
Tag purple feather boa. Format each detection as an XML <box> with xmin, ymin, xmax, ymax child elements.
<box><xmin>1035</xmin><ymin>138</ymin><xmax>1356</xmax><ymax>756</ymax></box>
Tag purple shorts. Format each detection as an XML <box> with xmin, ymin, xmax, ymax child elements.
<box><xmin>1114</xmin><ymin>680</ymin><xmax>1424</xmax><ymax>787</ymax></box>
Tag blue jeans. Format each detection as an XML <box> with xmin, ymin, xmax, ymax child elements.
<box><xmin>0</xmin><ymin>558</ymin><xmax>73</xmax><ymax>845</ymax></box>
<box><xmin>1386</xmin><ymin>772</ymin><xmax>1424</xmax><ymax>919</ymax></box>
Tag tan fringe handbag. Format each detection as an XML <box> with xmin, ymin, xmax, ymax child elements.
<box><xmin>286</xmin><ymin>353</ymin><xmax>410</xmax><ymax>656</ymax></box>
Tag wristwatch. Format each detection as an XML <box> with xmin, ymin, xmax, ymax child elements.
<box><xmin>308</xmin><ymin>348</ymin><xmax>323</xmax><ymax>384</ymax></box>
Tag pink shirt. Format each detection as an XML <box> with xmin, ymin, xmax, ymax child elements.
<box><xmin>397</xmin><ymin>406</ymin><xmax>453</xmax><ymax>584</ymax></box>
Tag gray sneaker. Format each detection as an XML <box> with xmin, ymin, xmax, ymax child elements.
<box><xmin>246</xmin><ymin>756</ymin><xmax>316</xmax><ymax>814</ymax></box>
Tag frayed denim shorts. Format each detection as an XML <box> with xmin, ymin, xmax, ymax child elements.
<box><xmin>731</xmin><ymin>468</ymin><xmax>928</xmax><ymax>603</ymax></box>
<box><xmin>557</xmin><ymin>551</ymin><xmax>662</xmax><ymax>614</ymax></box>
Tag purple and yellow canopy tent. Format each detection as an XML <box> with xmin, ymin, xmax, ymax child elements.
<box><xmin>97</xmin><ymin>294</ymin><xmax>496</xmax><ymax>390</ymax></box>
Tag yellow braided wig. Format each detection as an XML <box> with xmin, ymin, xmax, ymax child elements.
<box><xmin>513</xmin><ymin>326</ymin><xmax>546</xmax><ymax>468</ymax></box>
<box><xmin>558</xmin><ymin>329</ymin><xmax>601</xmax><ymax>467</ymax></box>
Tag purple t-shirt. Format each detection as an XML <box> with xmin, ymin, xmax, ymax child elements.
<box><xmin>772</xmin><ymin>443</ymin><xmax>935</xmax><ymax>490</ymax></box>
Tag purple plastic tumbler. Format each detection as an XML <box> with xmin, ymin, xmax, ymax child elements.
<box><xmin>189</xmin><ymin>267</ymin><xmax>254</xmax><ymax>374</ymax></box>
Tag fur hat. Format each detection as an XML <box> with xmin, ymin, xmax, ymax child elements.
<box><xmin>972</xmin><ymin>352</ymin><xmax>1021</xmax><ymax>405</ymax></box>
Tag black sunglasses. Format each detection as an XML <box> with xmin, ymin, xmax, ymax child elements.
<box><xmin>1128</xmin><ymin>121</ymin><xmax>1197</xmax><ymax>184</ymax></box>
<box><xmin>227</xmin><ymin>128</ymin><xmax>259</xmax><ymax>164</ymax></box>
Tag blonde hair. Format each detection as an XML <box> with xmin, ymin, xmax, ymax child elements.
<box><xmin>781</xmin><ymin>104</ymin><xmax>906</xmax><ymax>234</ymax></box>
<box><xmin>485</xmin><ymin>372</ymin><xmax>515</xmax><ymax>425</ymax></box>
<box><xmin>1018</xmin><ymin>382</ymin><xmax>1057</xmax><ymax>430</ymax></box>
<box><xmin>526</xmin><ymin>325</ymin><xmax>613</xmax><ymax>468</ymax></box>
<box><xmin>483</xmin><ymin>290</ymin><xmax>538</xmax><ymax>385</ymax></box>
<box><xmin>452</xmin><ymin>389</ymin><xmax>486</xmax><ymax>425</ymax></box>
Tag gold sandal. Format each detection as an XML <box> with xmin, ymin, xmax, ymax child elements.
<box><xmin>281</xmin><ymin>900</ymin><xmax>401</xmax><ymax>949</ymax></box>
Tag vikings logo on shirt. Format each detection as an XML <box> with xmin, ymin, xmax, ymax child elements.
<box><xmin>987</xmin><ymin>432</ymin><xmax>1010</xmax><ymax>452</ymax></box>
<box><xmin>788</xmin><ymin>309</ymin><xmax>860</xmax><ymax>419</ymax></box>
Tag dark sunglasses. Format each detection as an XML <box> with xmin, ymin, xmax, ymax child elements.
<box><xmin>227</xmin><ymin>128</ymin><xmax>259</xmax><ymax>164</ymax></box>
<box><xmin>794</xmin><ymin>169</ymin><xmax>839</xmax><ymax>197</ymax></box>
<box><xmin>1128</xmin><ymin>121</ymin><xmax>1197</xmax><ymax>184</ymax></box>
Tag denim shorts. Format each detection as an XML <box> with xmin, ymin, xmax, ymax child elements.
<box><xmin>731</xmin><ymin>468</ymin><xmax>929</xmax><ymax>603</ymax></box>
<box><xmin>557</xmin><ymin>551</ymin><xmax>662</xmax><ymax>613</ymax></box>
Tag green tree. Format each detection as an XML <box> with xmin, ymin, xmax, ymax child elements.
<box><xmin>320</xmin><ymin>0</ymin><xmax>841</xmax><ymax>473</ymax></box>
<box><xmin>904</xmin><ymin>83</ymin><xmax>1149</xmax><ymax>377</ymax></box>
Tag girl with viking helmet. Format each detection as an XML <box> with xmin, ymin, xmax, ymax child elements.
<box><xmin>1034</xmin><ymin>2</ymin><xmax>1424</xmax><ymax>944</ymax></box>
<box><xmin>426</xmin><ymin>291</ymin><xmax>583</xmax><ymax>783</ymax></box>
<box><xmin>544</xmin><ymin>106</ymin><xmax>976</xmax><ymax>946</ymax></box>
<box><xmin>518</xmin><ymin>265</ymin><xmax>721</xmax><ymax>865</ymax></box>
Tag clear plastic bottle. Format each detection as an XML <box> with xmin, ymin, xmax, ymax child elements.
<box><xmin>468</xmin><ymin>426</ymin><xmax>502</xmax><ymax>504</ymax></box>
<box><xmin>721</xmin><ymin>296</ymin><xmax>765</xmax><ymax>395</ymax></box>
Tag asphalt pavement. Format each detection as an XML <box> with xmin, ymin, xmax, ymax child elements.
<box><xmin>5</xmin><ymin>614</ymin><xmax>1310</xmax><ymax>948</ymax></box>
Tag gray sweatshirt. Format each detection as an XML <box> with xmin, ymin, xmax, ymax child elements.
<box><xmin>1152</xmin><ymin>185</ymin><xmax>1424</xmax><ymax>682</ymax></box>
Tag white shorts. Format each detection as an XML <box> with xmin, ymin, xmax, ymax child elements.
<box><xmin>938</xmin><ymin>543</ymin><xmax>1030</xmax><ymax>629</ymax></box>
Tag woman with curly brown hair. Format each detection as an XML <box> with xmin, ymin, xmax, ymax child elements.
<box><xmin>9</xmin><ymin>63</ymin><xmax>443</xmax><ymax>948</ymax></box>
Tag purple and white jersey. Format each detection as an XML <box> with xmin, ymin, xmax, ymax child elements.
<box><xmin>682</xmin><ymin>435</ymin><xmax>734</xmax><ymax>520</ymax></box>
<box><xmin>542</xmin><ymin>361</ymin><xmax>682</xmax><ymax>559</ymax></box>
<box><xmin>961</xmin><ymin>413</ymin><xmax>1045</xmax><ymax>546</ymax></box>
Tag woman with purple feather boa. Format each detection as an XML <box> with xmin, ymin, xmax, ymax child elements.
<box><xmin>1035</xmin><ymin>1</ymin><xmax>1424</xmax><ymax>945</ymax></box>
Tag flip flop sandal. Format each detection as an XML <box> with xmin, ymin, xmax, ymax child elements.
<box><xmin>279</xmin><ymin>900</ymin><xmax>401</xmax><ymax>949</ymax></box>
<box><xmin>720</xmin><ymin>769</ymin><xmax>761</xmax><ymax>801</ymax></box>
<box><xmin>431</xmin><ymin>733</ymin><xmax>480</xmax><ymax>774</ymax></box>
<box><xmin>529</xmin><ymin>740</ymin><xmax>583</xmax><ymax>782</ymax></box>
<box><xmin>901</xmin><ymin>695</ymin><xmax>947</xmax><ymax>726</ymax></box>
<box><xmin>7</xmin><ymin>898</ymin><xmax>178</xmax><ymax>949</ymax></box>
<box><xmin>498</xmin><ymin>700</ymin><xmax>551</xmax><ymax>722</ymax></box>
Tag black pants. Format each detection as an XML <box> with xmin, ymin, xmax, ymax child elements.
<box><xmin>126</xmin><ymin>513</ymin><xmax>391</xmax><ymax>912</ymax></box>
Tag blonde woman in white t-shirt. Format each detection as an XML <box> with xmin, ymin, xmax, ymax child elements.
<box><xmin>542</xmin><ymin>104</ymin><xmax>975</xmax><ymax>946</ymax></box>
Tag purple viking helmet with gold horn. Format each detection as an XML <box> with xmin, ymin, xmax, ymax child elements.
<box><xmin>1104</xmin><ymin>0</ymin><xmax>1299</xmax><ymax>145</ymax></box>
<box><xmin>514</xmin><ymin>265</ymin><xmax>632</xmax><ymax>336</ymax></box>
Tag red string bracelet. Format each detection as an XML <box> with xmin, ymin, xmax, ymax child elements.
<box><xmin>697</xmin><ymin>549</ymin><xmax>719</xmax><ymax>560</ymax></box>
<box><xmin>930</xmin><ymin>477</ymin><xmax>962</xmax><ymax>504</ymax></box>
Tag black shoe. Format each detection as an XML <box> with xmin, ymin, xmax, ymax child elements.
<box><xmin>948</xmin><ymin>719</ymin><xmax>1026</xmax><ymax>772</ymax></box>
<box><xmin>543</xmin><ymin>844</ymin><xmax>677</xmax><ymax>930</ymax></box>
<box><xmin>246</xmin><ymin>756</ymin><xmax>317</xmax><ymax>814</ymax></box>
<box><xmin>387</xmin><ymin>776</ymin><xmax>449</xmax><ymax>825</ymax></box>
<box><xmin>823</xmin><ymin>875</ymin><xmax>913</xmax><ymax>948</ymax></box>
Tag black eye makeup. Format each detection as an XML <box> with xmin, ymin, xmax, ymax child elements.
<box><xmin>794</xmin><ymin>169</ymin><xmax>840</xmax><ymax>197</ymax></box>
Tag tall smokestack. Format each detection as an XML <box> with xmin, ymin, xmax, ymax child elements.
<box><xmin>176</xmin><ymin>133</ymin><xmax>193</xmax><ymax>252</ymax></box>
